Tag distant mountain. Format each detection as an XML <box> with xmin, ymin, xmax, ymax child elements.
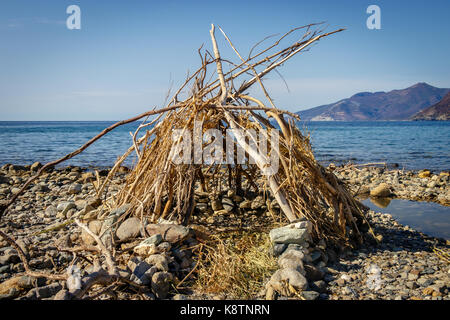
<box><xmin>410</xmin><ymin>92</ymin><xmax>450</xmax><ymax>120</ymax></box>
<box><xmin>296</xmin><ymin>83</ymin><xmax>450</xmax><ymax>121</ymax></box>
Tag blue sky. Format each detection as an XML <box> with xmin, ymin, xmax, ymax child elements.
<box><xmin>1</xmin><ymin>0</ymin><xmax>449</xmax><ymax>120</ymax></box>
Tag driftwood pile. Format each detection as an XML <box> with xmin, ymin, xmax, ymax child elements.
<box><xmin>107</xmin><ymin>24</ymin><xmax>371</xmax><ymax>246</ymax></box>
<box><xmin>0</xmin><ymin>23</ymin><xmax>375</xmax><ymax>299</ymax></box>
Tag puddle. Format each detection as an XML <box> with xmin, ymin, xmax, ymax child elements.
<box><xmin>360</xmin><ymin>198</ymin><xmax>450</xmax><ymax>240</ymax></box>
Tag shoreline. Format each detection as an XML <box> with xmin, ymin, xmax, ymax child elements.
<box><xmin>332</xmin><ymin>164</ymin><xmax>450</xmax><ymax>207</ymax></box>
<box><xmin>0</xmin><ymin>162</ymin><xmax>449</xmax><ymax>300</ymax></box>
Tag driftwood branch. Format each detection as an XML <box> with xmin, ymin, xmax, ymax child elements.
<box><xmin>74</xmin><ymin>219</ymin><xmax>118</xmax><ymax>276</ymax></box>
<box><xmin>210</xmin><ymin>23</ymin><xmax>297</xmax><ymax>222</ymax></box>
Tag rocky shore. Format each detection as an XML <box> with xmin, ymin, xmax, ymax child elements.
<box><xmin>325</xmin><ymin>209</ymin><xmax>449</xmax><ymax>300</ymax></box>
<box><xmin>0</xmin><ymin>163</ymin><xmax>200</xmax><ymax>300</ymax></box>
<box><xmin>0</xmin><ymin>163</ymin><xmax>448</xmax><ymax>300</ymax></box>
<box><xmin>332</xmin><ymin>164</ymin><xmax>449</xmax><ymax>206</ymax></box>
<box><xmin>259</xmin><ymin>209</ymin><xmax>449</xmax><ymax>301</ymax></box>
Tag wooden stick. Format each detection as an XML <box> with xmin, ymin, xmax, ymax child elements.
<box><xmin>199</xmin><ymin>24</ymin><xmax>327</xmax><ymax>97</ymax></box>
<box><xmin>238</xmin><ymin>28</ymin><xmax>345</xmax><ymax>93</ymax></box>
<box><xmin>210</xmin><ymin>23</ymin><xmax>297</xmax><ymax>222</ymax></box>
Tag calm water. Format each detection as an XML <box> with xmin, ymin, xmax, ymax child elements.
<box><xmin>362</xmin><ymin>198</ymin><xmax>450</xmax><ymax>240</ymax></box>
<box><xmin>0</xmin><ymin>121</ymin><xmax>142</xmax><ymax>168</ymax></box>
<box><xmin>0</xmin><ymin>121</ymin><xmax>449</xmax><ymax>170</ymax></box>
<box><xmin>304</xmin><ymin>121</ymin><xmax>450</xmax><ymax>172</ymax></box>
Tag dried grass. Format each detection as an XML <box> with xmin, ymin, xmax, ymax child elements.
<box><xmin>194</xmin><ymin>231</ymin><xmax>278</xmax><ymax>299</ymax></box>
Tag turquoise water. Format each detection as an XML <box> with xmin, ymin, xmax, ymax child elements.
<box><xmin>0</xmin><ymin>121</ymin><xmax>449</xmax><ymax>171</ymax></box>
<box><xmin>362</xmin><ymin>198</ymin><xmax>450</xmax><ymax>240</ymax></box>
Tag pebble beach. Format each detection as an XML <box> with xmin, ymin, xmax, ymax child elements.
<box><xmin>0</xmin><ymin>163</ymin><xmax>448</xmax><ymax>300</ymax></box>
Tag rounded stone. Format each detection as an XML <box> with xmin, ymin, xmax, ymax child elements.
<box><xmin>80</xmin><ymin>220</ymin><xmax>103</xmax><ymax>246</ymax></box>
<box><xmin>116</xmin><ymin>217</ymin><xmax>141</xmax><ymax>241</ymax></box>
<box><xmin>370</xmin><ymin>183</ymin><xmax>391</xmax><ymax>197</ymax></box>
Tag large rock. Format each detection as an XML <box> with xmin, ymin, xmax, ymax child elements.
<box><xmin>116</xmin><ymin>217</ymin><xmax>141</xmax><ymax>241</ymax></box>
<box><xmin>139</xmin><ymin>267</ymin><xmax>158</xmax><ymax>286</ymax></box>
<box><xmin>74</xmin><ymin>199</ymin><xmax>87</xmax><ymax>210</ymax></box>
<box><xmin>53</xmin><ymin>289</ymin><xmax>71</xmax><ymax>300</ymax></box>
<box><xmin>56</xmin><ymin>201</ymin><xmax>77</xmax><ymax>219</ymax></box>
<box><xmin>145</xmin><ymin>224</ymin><xmax>190</xmax><ymax>244</ymax></box>
<box><xmin>45</xmin><ymin>205</ymin><xmax>57</xmax><ymax>217</ymax></box>
<box><xmin>33</xmin><ymin>183</ymin><xmax>50</xmax><ymax>193</ymax></box>
<box><xmin>239</xmin><ymin>200</ymin><xmax>252</xmax><ymax>209</ymax></box>
<box><xmin>108</xmin><ymin>204</ymin><xmax>131</xmax><ymax>218</ymax></box>
<box><xmin>128</xmin><ymin>257</ymin><xmax>150</xmax><ymax>277</ymax></box>
<box><xmin>30</xmin><ymin>162</ymin><xmax>43</xmax><ymax>172</ymax></box>
<box><xmin>370</xmin><ymin>183</ymin><xmax>391</xmax><ymax>197</ymax></box>
<box><xmin>80</xmin><ymin>220</ymin><xmax>103</xmax><ymax>246</ymax></box>
<box><xmin>355</xmin><ymin>185</ymin><xmax>370</xmax><ymax>195</ymax></box>
<box><xmin>267</xmin><ymin>268</ymin><xmax>308</xmax><ymax>296</ymax></box>
<box><xmin>272</xmin><ymin>243</ymin><xmax>288</xmax><ymax>257</ymax></box>
<box><xmin>278</xmin><ymin>249</ymin><xmax>305</xmax><ymax>274</ymax></box>
<box><xmin>269</xmin><ymin>222</ymin><xmax>311</xmax><ymax>245</ymax></box>
<box><xmin>0</xmin><ymin>265</ymin><xmax>10</xmax><ymax>274</ymax></box>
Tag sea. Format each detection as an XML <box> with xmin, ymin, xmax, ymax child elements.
<box><xmin>0</xmin><ymin>120</ymin><xmax>448</xmax><ymax>171</ymax></box>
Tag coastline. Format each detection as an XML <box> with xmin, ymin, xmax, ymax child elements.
<box><xmin>333</xmin><ymin>164</ymin><xmax>450</xmax><ymax>206</ymax></box>
<box><xmin>0</xmin><ymin>163</ymin><xmax>449</xmax><ymax>300</ymax></box>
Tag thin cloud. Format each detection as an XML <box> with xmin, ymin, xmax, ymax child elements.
<box><xmin>70</xmin><ymin>90</ymin><xmax>134</xmax><ymax>98</ymax></box>
<box><xmin>7</xmin><ymin>23</ymin><xmax>22</xmax><ymax>28</ymax></box>
<box><xmin>4</xmin><ymin>17</ymin><xmax>65</xmax><ymax>29</ymax></box>
<box><xmin>4</xmin><ymin>18</ymin><xmax>24</xmax><ymax>29</ymax></box>
<box><xmin>35</xmin><ymin>18</ymin><xmax>65</xmax><ymax>25</ymax></box>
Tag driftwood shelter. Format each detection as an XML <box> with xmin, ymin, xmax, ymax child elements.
<box><xmin>0</xmin><ymin>23</ymin><xmax>375</xmax><ymax>299</ymax></box>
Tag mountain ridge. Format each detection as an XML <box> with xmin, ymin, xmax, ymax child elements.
<box><xmin>296</xmin><ymin>83</ymin><xmax>450</xmax><ymax>121</ymax></box>
<box><xmin>411</xmin><ymin>92</ymin><xmax>450</xmax><ymax>121</ymax></box>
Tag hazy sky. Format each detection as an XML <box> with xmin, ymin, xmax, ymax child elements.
<box><xmin>1</xmin><ymin>0</ymin><xmax>449</xmax><ymax>120</ymax></box>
